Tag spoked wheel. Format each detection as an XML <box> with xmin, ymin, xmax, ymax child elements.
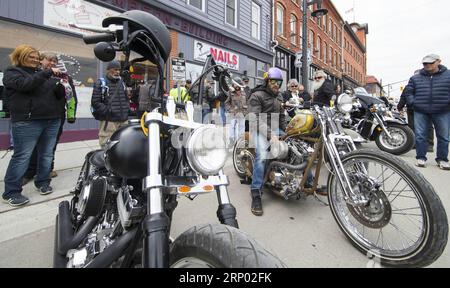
<box><xmin>327</xmin><ymin>149</ymin><xmax>448</xmax><ymax>267</ymax></box>
<box><xmin>232</xmin><ymin>137</ymin><xmax>254</xmax><ymax>179</ymax></box>
<box><xmin>170</xmin><ymin>224</ymin><xmax>286</xmax><ymax>268</ymax></box>
<box><xmin>375</xmin><ymin>124</ymin><xmax>414</xmax><ymax>155</ymax></box>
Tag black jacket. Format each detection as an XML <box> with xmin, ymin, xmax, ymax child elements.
<box><xmin>91</xmin><ymin>76</ymin><xmax>129</xmax><ymax>122</ymax></box>
<box><xmin>248</xmin><ymin>85</ymin><xmax>286</xmax><ymax>138</ymax></box>
<box><xmin>3</xmin><ymin>66</ymin><xmax>65</xmax><ymax>122</ymax></box>
<box><xmin>313</xmin><ymin>79</ymin><xmax>335</xmax><ymax>107</ymax></box>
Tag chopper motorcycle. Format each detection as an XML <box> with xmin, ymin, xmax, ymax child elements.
<box><xmin>338</xmin><ymin>87</ymin><xmax>415</xmax><ymax>155</ymax></box>
<box><xmin>53</xmin><ymin>10</ymin><xmax>285</xmax><ymax>268</ymax></box>
<box><xmin>233</xmin><ymin>94</ymin><xmax>448</xmax><ymax>267</ymax></box>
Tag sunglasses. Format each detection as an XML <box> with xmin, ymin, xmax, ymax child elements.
<box><xmin>314</xmin><ymin>76</ymin><xmax>324</xmax><ymax>80</ymax></box>
<box><xmin>423</xmin><ymin>61</ymin><xmax>437</xmax><ymax>66</ymax></box>
<box><xmin>234</xmin><ymin>87</ymin><xmax>241</xmax><ymax>91</ymax></box>
<box><xmin>291</xmin><ymin>85</ymin><xmax>298</xmax><ymax>88</ymax></box>
<box><xmin>269</xmin><ymin>79</ymin><xmax>283</xmax><ymax>86</ymax></box>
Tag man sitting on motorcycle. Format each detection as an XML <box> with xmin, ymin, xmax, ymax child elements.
<box><xmin>247</xmin><ymin>67</ymin><xmax>287</xmax><ymax>216</ymax></box>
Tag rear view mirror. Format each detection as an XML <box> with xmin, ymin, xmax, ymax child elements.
<box><xmin>94</xmin><ymin>42</ymin><xmax>116</xmax><ymax>62</ymax></box>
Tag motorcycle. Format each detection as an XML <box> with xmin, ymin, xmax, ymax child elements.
<box><xmin>53</xmin><ymin>10</ymin><xmax>285</xmax><ymax>268</ymax></box>
<box><xmin>233</xmin><ymin>94</ymin><xmax>448</xmax><ymax>267</ymax></box>
<box><xmin>338</xmin><ymin>87</ymin><xmax>415</xmax><ymax>155</ymax></box>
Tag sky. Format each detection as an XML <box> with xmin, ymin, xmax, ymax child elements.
<box><xmin>333</xmin><ymin>0</ymin><xmax>450</xmax><ymax>99</ymax></box>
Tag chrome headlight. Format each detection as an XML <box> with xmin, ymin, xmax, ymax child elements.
<box><xmin>337</xmin><ymin>93</ymin><xmax>354</xmax><ymax>113</ymax></box>
<box><xmin>186</xmin><ymin>125</ymin><xmax>227</xmax><ymax>176</ymax></box>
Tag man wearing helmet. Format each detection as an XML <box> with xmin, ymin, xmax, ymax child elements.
<box><xmin>247</xmin><ymin>67</ymin><xmax>287</xmax><ymax>216</ymax></box>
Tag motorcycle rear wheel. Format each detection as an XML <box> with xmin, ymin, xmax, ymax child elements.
<box><xmin>232</xmin><ymin>137</ymin><xmax>253</xmax><ymax>179</ymax></box>
<box><xmin>327</xmin><ymin>148</ymin><xmax>448</xmax><ymax>267</ymax></box>
<box><xmin>170</xmin><ymin>224</ymin><xmax>286</xmax><ymax>268</ymax></box>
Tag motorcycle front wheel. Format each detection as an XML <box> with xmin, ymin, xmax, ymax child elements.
<box><xmin>327</xmin><ymin>149</ymin><xmax>448</xmax><ymax>267</ymax></box>
<box><xmin>375</xmin><ymin>123</ymin><xmax>415</xmax><ymax>155</ymax></box>
<box><xmin>170</xmin><ymin>224</ymin><xmax>286</xmax><ymax>268</ymax></box>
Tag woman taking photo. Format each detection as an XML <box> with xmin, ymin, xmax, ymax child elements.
<box><xmin>2</xmin><ymin>45</ymin><xmax>64</xmax><ymax>206</ymax></box>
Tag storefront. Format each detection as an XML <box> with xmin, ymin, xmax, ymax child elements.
<box><xmin>0</xmin><ymin>0</ymin><xmax>274</xmax><ymax>149</ymax></box>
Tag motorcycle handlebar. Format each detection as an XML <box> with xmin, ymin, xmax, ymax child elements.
<box><xmin>83</xmin><ymin>33</ymin><xmax>116</xmax><ymax>45</ymax></box>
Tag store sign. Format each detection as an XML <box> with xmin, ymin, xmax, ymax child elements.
<box><xmin>172</xmin><ymin>58</ymin><xmax>186</xmax><ymax>81</ymax></box>
<box><xmin>194</xmin><ymin>41</ymin><xmax>239</xmax><ymax>71</ymax></box>
<box><xmin>43</xmin><ymin>0</ymin><xmax>119</xmax><ymax>35</ymax></box>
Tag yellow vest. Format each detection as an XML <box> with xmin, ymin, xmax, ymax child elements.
<box><xmin>169</xmin><ymin>87</ymin><xmax>189</xmax><ymax>102</ymax></box>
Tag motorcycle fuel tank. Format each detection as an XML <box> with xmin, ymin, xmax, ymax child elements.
<box><xmin>285</xmin><ymin>110</ymin><xmax>315</xmax><ymax>136</ymax></box>
<box><xmin>104</xmin><ymin>123</ymin><xmax>148</xmax><ymax>179</ymax></box>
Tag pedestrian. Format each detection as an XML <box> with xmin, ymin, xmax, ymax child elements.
<box><xmin>23</xmin><ymin>52</ymin><xmax>78</xmax><ymax>184</ymax></box>
<box><xmin>247</xmin><ymin>67</ymin><xmax>287</xmax><ymax>216</ymax></box>
<box><xmin>311</xmin><ymin>70</ymin><xmax>334</xmax><ymax>107</ymax></box>
<box><xmin>404</xmin><ymin>54</ymin><xmax>450</xmax><ymax>170</ymax></box>
<box><xmin>91</xmin><ymin>60</ymin><xmax>129</xmax><ymax>149</ymax></box>
<box><xmin>242</xmin><ymin>76</ymin><xmax>252</xmax><ymax>100</ymax></box>
<box><xmin>169</xmin><ymin>81</ymin><xmax>188</xmax><ymax>103</ymax></box>
<box><xmin>282</xmin><ymin>79</ymin><xmax>311</xmax><ymax>117</ymax></box>
<box><xmin>136</xmin><ymin>79</ymin><xmax>157</xmax><ymax>119</ymax></box>
<box><xmin>397</xmin><ymin>80</ymin><xmax>434</xmax><ymax>153</ymax></box>
<box><xmin>2</xmin><ymin>45</ymin><xmax>64</xmax><ymax>206</ymax></box>
<box><xmin>225</xmin><ymin>77</ymin><xmax>247</xmax><ymax>145</ymax></box>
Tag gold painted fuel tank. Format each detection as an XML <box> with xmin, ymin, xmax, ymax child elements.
<box><xmin>285</xmin><ymin>110</ymin><xmax>315</xmax><ymax>136</ymax></box>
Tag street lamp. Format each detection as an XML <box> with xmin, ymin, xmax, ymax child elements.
<box><xmin>301</xmin><ymin>0</ymin><xmax>328</xmax><ymax>92</ymax></box>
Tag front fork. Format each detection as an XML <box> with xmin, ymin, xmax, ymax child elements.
<box><xmin>373</xmin><ymin>113</ymin><xmax>392</xmax><ymax>139</ymax></box>
<box><xmin>215</xmin><ymin>171</ymin><xmax>239</xmax><ymax>228</ymax></box>
<box><xmin>143</xmin><ymin>113</ymin><xmax>169</xmax><ymax>268</ymax></box>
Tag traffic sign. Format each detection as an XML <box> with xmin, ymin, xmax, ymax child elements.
<box><xmin>172</xmin><ymin>58</ymin><xmax>186</xmax><ymax>81</ymax></box>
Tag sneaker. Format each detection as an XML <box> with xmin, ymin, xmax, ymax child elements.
<box><xmin>438</xmin><ymin>161</ymin><xmax>450</xmax><ymax>171</ymax></box>
<box><xmin>2</xmin><ymin>194</ymin><xmax>30</xmax><ymax>207</ymax></box>
<box><xmin>416</xmin><ymin>159</ymin><xmax>426</xmax><ymax>168</ymax></box>
<box><xmin>36</xmin><ymin>185</ymin><xmax>53</xmax><ymax>195</ymax></box>
<box><xmin>50</xmin><ymin>171</ymin><xmax>58</xmax><ymax>178</ymax></box>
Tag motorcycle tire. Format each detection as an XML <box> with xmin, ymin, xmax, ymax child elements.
<box><xmin>375</xmin><ymin>124</ymin><xmax>414</xmax><ymax>155</ymax></box>
<box><xmin>327</xmin><ymin>148</ymin><xmax>448</xmax><ymax>267</ymax></box>
<box><xmin>232</xmin><ymin>137</ymin><xmax>250</xmax><ymax>179</ymax></box>
<box><xmin>170</xmin><ymin>224</ymin><xmax>287</xmax><ymax>268</ymax></box>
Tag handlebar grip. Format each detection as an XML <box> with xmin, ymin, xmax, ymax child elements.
<box><xmin>83</xmin><ymin>33</ymin><xmax>115</xmax><ymax>45</ymax></box>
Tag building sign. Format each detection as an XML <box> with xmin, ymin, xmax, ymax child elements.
<box><xmin>171</xmin><ymin>58</ymin><xmax>186</xmax><ymax>81</ymax></box>
<box><xmin>43</xmin><ymin>0</ymin><xmax>119</xmax><ymax>35</ymax></box>
<box><xmin>98</xmin><ymin>0</ymin><xmax>229</xmax><ymax>47</ymax></box>
<box><xmin>194</xmin><ymin>41</ymin><xmax>239</xmax><ymax>71</ymax></box>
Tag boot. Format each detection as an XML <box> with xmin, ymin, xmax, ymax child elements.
<box><xmin>251</xmin><ymin>189</ymin><xmax>263</xmax><ymax>216</ymax></box>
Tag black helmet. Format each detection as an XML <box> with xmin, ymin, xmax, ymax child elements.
<box><xmin>104</xmin><ymin>123</ymin><xmax>148</xmax><ymax>179</ymax></box>
<box><xmin>103</xmin><ymin>10</ymin><xmax>172</xmax><ymax>62</ymax></box>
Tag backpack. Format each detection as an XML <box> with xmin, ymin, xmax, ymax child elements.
<box><xmin>91</xmin><ymin>78</ymin><xmax>109</xmax><ymax>120</ymax></box>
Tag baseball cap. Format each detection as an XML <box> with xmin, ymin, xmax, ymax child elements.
<box><xmin>422</xmin><ymin>54</ymin><xmax>440</xmax><ymax>64</ymax></box>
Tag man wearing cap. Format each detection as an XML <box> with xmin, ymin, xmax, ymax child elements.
<box><xmin>91</xmin><ymin>60</ymin><xmax>129</xmax><ymax>148</ymax></box>
<box><xmin>405</xmin><ymin>54</ymin><xmax>450</xmax><ymax>170</ymax></box>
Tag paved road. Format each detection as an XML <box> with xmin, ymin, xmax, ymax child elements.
<box><xmin>0</xmin><ymin>141</ymin><xmax>449</xmax><ymax>268</ymax></box>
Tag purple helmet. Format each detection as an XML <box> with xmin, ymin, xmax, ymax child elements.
<box><xmin>265</xmin><ymin>67</ymin><xmax>283</xmax><ymax>80</ymax></box>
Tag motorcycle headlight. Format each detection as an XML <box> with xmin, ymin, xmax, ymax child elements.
<box><xmin>186</xmin><ymin>125</ymin><xmax>227</xmax><ymax>176</ymax></box>
<box><xmin>337</xmin><ymin>93</ymin><xmax>353</xmax><ymax>113</ymax></box>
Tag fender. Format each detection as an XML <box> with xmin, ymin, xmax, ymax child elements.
<box><xmin>384</xmin><ymin>117</ymin><xmax>408</xmax><ymax>125</ymax></box>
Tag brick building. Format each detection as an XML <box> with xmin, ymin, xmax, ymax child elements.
<box><xmin>365</xmin><ymin>75</ymin><xmax>384</xmax><ymax>97</ymax></box>
<box><xmin>343</xmin><ymin>22</ymin><xmax>368</xmax><ymax>89</ymax></box>
<box><xmin>273</xmin><ymin>0</ymin><xmax>365</xmax><ymax>91</ymax></box>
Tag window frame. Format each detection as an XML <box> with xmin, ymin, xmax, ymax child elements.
<box><xmin>225</xmin><ymin>0</ymin><xmax>238</xmax><ymax>28</ymax></box>
<box><xmin>251</xmin><ymin>1</ymin><xmax>261</xmax><ymax>40</ymax></box>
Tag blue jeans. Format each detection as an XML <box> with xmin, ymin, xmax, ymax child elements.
<box><xmin>414</xmin><ymin>111</ymin><xmax>450</xmax><ymax>162</ymax></box>
<box><xmin>229</xmin><ymin>117</ymin><xmax>245</xmax><ymax>145</ymax></box>
<box><xmin>3</xmin><ymin>119</ymin><xmax>61</xmax><ymax>199</ymax></box>
<box><xmin>251</xmin><ymin>129</ymin><xmax>287</xmax><ymax>190</ymax></box>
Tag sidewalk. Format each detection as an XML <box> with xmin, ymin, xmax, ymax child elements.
<box><xmin>0</xmin><ymin>140</ymin><xmax>100</xmax><ymax>243</ymax></box>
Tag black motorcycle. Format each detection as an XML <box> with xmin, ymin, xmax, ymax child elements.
<box><xmin>339</xmin><ymin>88</ymin><xmax>414</xmax><ymax>155</ymax></box>
<box><xmin>53</xmin><ymin>10</ymin><xmax>285</xmax><ymax>268</ymax></box>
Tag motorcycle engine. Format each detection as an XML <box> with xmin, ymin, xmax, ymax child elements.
<box><xmin>268</xmin><ymin>138</ymin><xmax>312</xmax><ymax>198</ymax></box>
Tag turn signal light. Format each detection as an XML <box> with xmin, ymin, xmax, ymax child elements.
<box><xmin>178</xmin><ymin>186</ymin><xmax>191</xmax><ymax>193</ymax></box>
<box><xmin>203</xmin><ymin>185</ymin><xmax>214</xmax><ymax>192</ymax></box>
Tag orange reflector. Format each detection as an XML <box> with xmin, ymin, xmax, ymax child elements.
<box><xmin>178</xmin><ymin>186</ymin><xmax>191</xmax><ymax>193</ymax></box>
<box><xmin>203</xmin><ymin>185</ymin><xmax>214</xmax><ymax>191</ymax></box>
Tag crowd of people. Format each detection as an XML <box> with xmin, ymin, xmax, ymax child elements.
<box><xmin>3</xmin><ymin>43</ymin><xmax>448</xmax><ymax>215</ymax></box>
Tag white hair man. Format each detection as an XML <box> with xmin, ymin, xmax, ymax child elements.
<box><xmin>312</xmin><ymin>70</ymin><xmax>334</xmax><ymax>107</ymax></box>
